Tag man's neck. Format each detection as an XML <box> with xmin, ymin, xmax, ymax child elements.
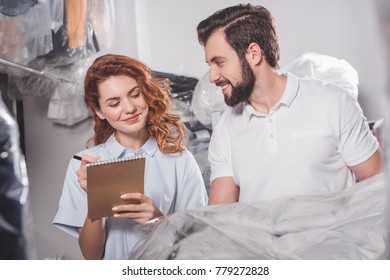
<box><xmin>248</xmin><ymin>70</ymin><xmax>287</xmax><ymax>115</ymax></box>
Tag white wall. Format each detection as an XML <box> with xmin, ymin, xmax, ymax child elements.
<box><xmin>22</xmin><ymin>0</ymin><xmax>387</xmax><ymax>259</ymax></box>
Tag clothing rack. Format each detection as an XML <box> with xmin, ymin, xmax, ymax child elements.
<box><xmin>0</xmin><ymin>57</ymin><xmax>69</xmax><ymax>82</ymax></box>
<box><xmin>0</xmin><ymin>58</ymin><xmax>45</xmax><ymax>76</ymax></box>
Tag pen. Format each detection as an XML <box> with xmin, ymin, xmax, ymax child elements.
<box><xmin>73</xmin><ymin>155</ymin><xmax>82</xmax><ymax>161</ymax></box>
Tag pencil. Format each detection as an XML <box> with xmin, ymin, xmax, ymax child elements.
<box><xmin>73</xmin><ymin>155</ymin><xmax>82</xmax><ymax>161</ymax></box>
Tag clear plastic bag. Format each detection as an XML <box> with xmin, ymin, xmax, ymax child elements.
<box><xmin>0</xmin><ymin>0</ymin><xmax>53</xmax><ymax>65</ymax></box>
<box><xmin>191</xmin><ymin>71</ymin><xmax>228</xmax><ymax>129</ymax></box>
<box><xmin>130</xmin><ymin>173</ymin><xmax>388</xmax><ymax>260</ymax></box>
<box><xmin>0</xmin><ymin>98</ymin><xmax>35</xmax><ymax>259</ymax></box>
<box><xmin>281</xmin><ymin>52</ymin><xmax>359</xmax><ymax>99</ymax></box>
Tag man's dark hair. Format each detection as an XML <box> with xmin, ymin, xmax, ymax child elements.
<box><xmin>197</xmin><ymin>3</ymin><xmax>280</xmax><ymax>68</ymax></box>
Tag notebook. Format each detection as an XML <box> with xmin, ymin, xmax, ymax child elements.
<box><xmin>86</xmin><ymin>156</ymin><xmax>146</xmax><ymax>219</ymax></box>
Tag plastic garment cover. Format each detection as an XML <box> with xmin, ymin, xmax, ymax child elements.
<box><xmin>281</xmin><ymin>52</ymin><xmax>359</xmax><ymax>99</ymax></box>
<box><xmin>153</xmin><ymin>71</ymin><xmax>212</xmax><ymax>190</ymax></box>
<box><xmin>46</xmin><ymin>75</ymin><xmax>90</xmax><ymax>126</ymax></box>
<box><xmin>0</xmin><ymin>97</ymin><xmax>35</xmax><ymax>259</ymax></box>
<box><xmin>130</xmin><ymin>173</ymin><xmax>388</xmax><ymax>260</ymax></box>
<box><xmin>154</xmin><ymin>71</ymin><xmax>201</xmax><ymax>130</ymax></box>
<box><xmin>0</xmin><ymin>0</ymin><xmax>53</xmax><ymax>65</ymax></box>
<box><xmin>0</xmin><ymin>0</ymin><xmax>39</xmax><ymax>17</ymax></box>
<box><xmin>41</xmin><ymin>0</ymin><xmax>116</xmax><ymax>126</ymax></box>
<box><xmin>45</xmin><ymin>57</ymin><xmax>92</xmax><ymax>126</ymax></box>
<box><xmin>153</xmin><ymin>71</ymin><xmax>198</xmax><ymax>96</ymax></box>
<box><xmin>0</xmin><ymin>0</ymin><xmax>116</xmax><ymax>126</ymax></box>
<box><xmin>191</xmin><ymin>71</ymin><xmax>228</xmax><ymax>129</ymax></box>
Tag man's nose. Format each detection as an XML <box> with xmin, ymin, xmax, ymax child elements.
<box><xmin>209</xmin><ymin>66</ymin><xmax>220</xmax><ymax>83</ymax></box>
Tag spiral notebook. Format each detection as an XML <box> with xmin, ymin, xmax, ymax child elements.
<box><xmin>86</xmin><ymin>156</ymin><xmax>146</xmax><ymax>219</ymax></box>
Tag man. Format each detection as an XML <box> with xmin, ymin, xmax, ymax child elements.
<box><xmin>196</xmin><ymin>3</ymin><xmax>383</xmax><ymax>205</ymax></box>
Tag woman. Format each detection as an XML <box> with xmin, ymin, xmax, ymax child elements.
<box><xmin>53</xmin><ymin>54</ymin><xmax>208</xmax><ymax>260</ymax></box>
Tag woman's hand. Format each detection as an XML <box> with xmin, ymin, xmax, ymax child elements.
<box><xmin>111</xmin><ymin>193</ymin><xmax>164</xmax><ymax>224</ymax></box>
<box><xmin>76</xmin><ymin>154</ymin><xmax>101</xmax><ymax>191</ymax></box>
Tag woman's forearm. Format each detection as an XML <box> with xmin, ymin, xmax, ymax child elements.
<box><xmin>78</xmin><ymin>216</ymin><xmax>106</xmax><ymax>259</ymax></box>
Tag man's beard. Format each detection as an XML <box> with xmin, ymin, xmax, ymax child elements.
<box><xmin>225</xmin><ymin>59</ymin><xmax>255</xmax><ymax>107</ymax></box>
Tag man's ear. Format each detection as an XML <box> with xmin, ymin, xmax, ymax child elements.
<box><xmin>95</xmin><ymin>109</ymin><xmax>105</xmax><ymax>120</ymax></box>
<box><xmin>246</xmin><ymin>42</ymin><xmax>263</xmax><ymax>66</ymax></box>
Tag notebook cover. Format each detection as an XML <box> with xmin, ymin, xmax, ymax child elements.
<box><xmin>87</xmin><ymin>157</ymin><xmax>145</xmax><ymax>219</ymax></box>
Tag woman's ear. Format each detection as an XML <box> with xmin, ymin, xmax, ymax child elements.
<box><xmin>95</xmin><ymin>109</ymin><xmax>105</xmax><ymax>120</ymax></box>
<box><xmin>246</xmin><ymin>42</ymin><xmax>263</xmax><ymax>66</ymax></box>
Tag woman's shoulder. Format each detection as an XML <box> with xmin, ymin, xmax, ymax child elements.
<box><xmin>155</xmin><ymin>147</ymin><xmax>197</xmax><ymax>164</ymax></box>
<box><xmin>157</xmin><ymin>146</ymin><xmax>192</xmax><ymax>158</ymax></box>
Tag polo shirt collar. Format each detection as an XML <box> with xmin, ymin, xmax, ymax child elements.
<box><xmin>243</xmin><ymin>101</ymin><xmax>259</xmax><ymax>121</ymax></box>
<box><xmin>105</xmin><ymin>134</ymin><xmax>158</xmax><ymax>159</ymax></box>
<box><xmin>243</xmin><ymin>72</ymin><xmax>300</xmax><ymax>121</ymax></box>
<box><xmin>278</xmin><ymin>72</ymin><xmax>299</xmax><ymax>108</ymax></box>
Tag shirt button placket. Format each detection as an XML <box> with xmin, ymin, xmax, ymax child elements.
<box><xmin>267</xmin><ymin>116</ymin><xmax>278</xmax><ymax>155</ymax></box>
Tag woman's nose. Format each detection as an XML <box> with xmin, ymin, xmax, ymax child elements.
<box><xmin>123</xmin><ymin>99</ymin><xmax>137</xmax><ymax>114</ymax></box>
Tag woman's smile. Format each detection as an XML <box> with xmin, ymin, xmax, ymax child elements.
<box><xmin>122</xmin><ymin>113</ymin><xmax>142</xmax><ymax>124</ymax></box>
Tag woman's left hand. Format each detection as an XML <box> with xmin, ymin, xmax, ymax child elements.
<box><xmin>111</xmin><ymin>193</ymin><xmax>163</xmax><ymax>224</ymax></box>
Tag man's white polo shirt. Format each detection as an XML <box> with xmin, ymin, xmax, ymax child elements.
<box><xmin>208</xmin><ymin>73</ymin><xmax>379</xmax><ymax>202</ymax></box>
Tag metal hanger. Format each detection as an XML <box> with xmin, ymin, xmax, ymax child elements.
<box><xmin>0</xmin><ymin>57</ymin><xmax>69</xmax><ymax>82</ymax></box>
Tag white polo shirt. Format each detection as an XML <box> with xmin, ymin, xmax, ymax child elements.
<box><xmin>209</xmin><ymin>73</ymin><xmax>379</xmax><ymax>202</ymax></box>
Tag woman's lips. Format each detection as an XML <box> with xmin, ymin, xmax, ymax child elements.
<box><xmin>122</xmin><ymin>113</ymin><xmax>141</xmax><ymax>124</ymax></box>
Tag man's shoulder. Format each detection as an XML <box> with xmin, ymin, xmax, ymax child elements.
<box><xmin>298</xmin><ymin>77</ymin><xmax>353</xmax><ymax>101</ymax></box>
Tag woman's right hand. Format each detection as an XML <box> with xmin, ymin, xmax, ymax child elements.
<box><xmin>76</xmin><ymin>154</ymin><xmax>100</xmax><ymax>192</ymax></box>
